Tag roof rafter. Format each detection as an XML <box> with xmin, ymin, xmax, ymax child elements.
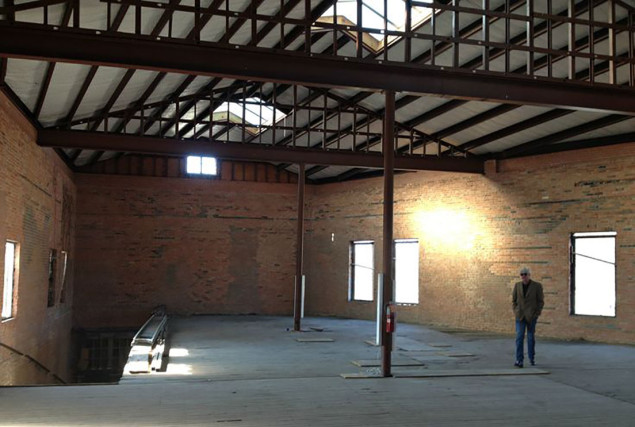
<box><xmin>33</xmin><ymin>2</ymin><xmax>74</xmax><ymax>119</ymax></box>
<box><xmin>499</xmin><ymin>115</ymin><xmax>634</xmax><ymax>158</ymax></box>
<box><xmin>179</xmin><ymin>2</ymin><xmax>337</xmax><ymax>141</ymax></box>
<box><xmin>520</xmin><ymin>132</ymin><xmax>635</xmax><ymax>157</ymax></box>
<box><xmin>38</xmin><ymin>129</ymin><xmax>484</xmax><ymax>173</ymax></box>
<box><xmin>456</xmin><ymin>109</ymin><xmax>575</xmax><ymax>153</ymax></box>
<box><xmin>55</xmin><ymin>4</ymin><xmax>130</xmax><ymax>129</ymax></box>
<box><xmin>2</xmin><ymin>25</ymin><xmax>633</xmax><ymax>114</ymax></box>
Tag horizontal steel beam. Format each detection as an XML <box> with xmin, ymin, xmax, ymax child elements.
<box><xmin>38</xmin><ymin>129</ymin><xmax>484</xmax><ymax>174</ymax></box>
<box><xmin>1</xmin><ymin>24</ymin><xmax>635</xmax><ymax>115</ymax></box>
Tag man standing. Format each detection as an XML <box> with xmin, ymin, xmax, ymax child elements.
<box><xmin>512</xmin><ymin>267</ymin><xmax>544</xmax><ymax>368</ymax></box>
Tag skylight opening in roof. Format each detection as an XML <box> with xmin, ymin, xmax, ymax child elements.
<box><xmin>214</xmin><ymin>97</ymin><xmax>286</xmax><ymax>129</ymax></box>
<box><xmin>322</xmin><ymin>0</ymin><xmax>433</xmax><ymax>42</ymax></box>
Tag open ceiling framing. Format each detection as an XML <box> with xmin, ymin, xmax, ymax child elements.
<box><xmin>0</xmin><ymin>0</ymin><xmax>634</xmax><ymax>182</ymax></box>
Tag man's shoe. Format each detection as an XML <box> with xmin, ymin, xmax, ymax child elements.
<box><xmin>530</xmin><ymin>360</ymin><xmax>535</xmax><ymax>366</ymax></box>
<box><xmin>514</xmin><ymin>361</ymin><xmax>523</xmax><ymax>368</ymax></box>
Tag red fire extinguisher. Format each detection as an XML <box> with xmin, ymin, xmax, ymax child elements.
<box><xmin>386</xmin><ymin>304</ymin><xmax>396</xmax><ymax>333</ymax></box>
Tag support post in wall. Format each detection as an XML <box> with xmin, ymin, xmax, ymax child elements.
<box><xmin>293</xmin><ymin>163</ymin><xmax>306</xmax><ymax>331</ymax></box>
<box><xmin>381</xmin><ymin>90</ymin><xmax>395</xmax><ymax>377</ymax></box>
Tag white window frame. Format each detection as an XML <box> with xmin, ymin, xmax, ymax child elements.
<box><xmin>3</xmin><ymin>241</ymin><xmax>17</xmax><ymax>320</ymax></box>
<box><xmin>570</xmin><ymin>231</ymin><xmax>616</xmax><ymax>317</ymax></box>
<box><xmin>394</xmin><ymin>239</ymin><xmax>419</xmax><ymax>304</ymax></box>
<box><xmin>186</xmin><ymin>155</ymin><xmax>218</xmax><ymax>176</ymax></box>
<box><xmin>350</xmin><ymin>240</ymin><xmax>374</xmax><ymax>302</ymax></box>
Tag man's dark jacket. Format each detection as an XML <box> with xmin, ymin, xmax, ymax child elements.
<box><xmin>512</xmin><ymin>280</ymin><xmax>544</xmax><ymax>322</ymax></box>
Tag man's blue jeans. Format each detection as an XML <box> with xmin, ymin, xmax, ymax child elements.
<box><xmin>515</xmin><ymin>318</ymin><xmax>537</xmax><ymax>364</ymax></box>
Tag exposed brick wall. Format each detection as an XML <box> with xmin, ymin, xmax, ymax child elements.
<box><xmin>304</xmin><ymin>144</ymin><xmax>635</xmax><ymax>344</ymax></box>
<box><xmin>73</xmin><ymin>174</ymin><xmax>298</xmax><ymax>329</ymax></box>
<box><xmin>0</xmin><ymin>90</ymin><xmax>76</xmax><ymax>385</ymax></box>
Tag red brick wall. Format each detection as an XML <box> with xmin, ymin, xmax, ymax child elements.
<box><xmin>0</xmin><ymin>91</ymin><xmax>76</xmax><ymax>385</ymax></box>
<box><xmin>73</xmin><ymin>174</ymin><xmax>298</xmax><ymax>328</ymax></box>
<box><xmin>304</xmin><ymin>144</ymin><xmax>635</xmax><ymax>344</ymax></box>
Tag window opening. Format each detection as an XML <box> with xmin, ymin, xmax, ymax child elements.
<box><xmin>2</xmin><ymin>241</ymin><xmax>17</xmax><ymax>319</ymax></box>
<box><xmin>48</xmin><ymin>249</ymin><xmax>57</xmax><ymax>307</ymax></box>
<box><xmin>395</xmin><ymin>239</ymin><xmax>419</xmax><ymax>304</ymax></box>
<box><xmin>350</xmin><ymin>240</ymin><xmax>374</xmax><ymax>301</ymax></box>
<box><xmin>186</xmin><ymin>155</ymin><xmax>217</xmax><ymax>175</ymax></box>
<box><xmin>570</xmin><ymin>231</ymin><xmax>616</xmax><ymax>317</ymax></box>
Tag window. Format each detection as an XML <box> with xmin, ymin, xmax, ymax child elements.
<box><xmin>350</xmin><ymin>241</ymin><xmax>374</xmax><ymax>301</ymax></box>
<box><xmin>395</xmin><ymin>239</ymin><xmax>419</xmax><ymax>304</ymax></box>
<box><xmin>186</xmin><ymin>155</ymin><xmax>217</xmax><ymax>176</ymax></box>
<box><xmin>48</xmin><ymin>248</ymin><xmax>57</xmax><ymax>307</ymax></box>
<box><xmin>3</xmin><ymin>241</ymin><xmax>17</xmax><ymax>319</ymax></box>
<box><xmin>570</xmin><ymin>232</ymin><xmax>616</xmax><ymax>317</ymax></box>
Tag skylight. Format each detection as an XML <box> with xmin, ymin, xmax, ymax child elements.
<box><xmin>214</xmin><ymin>97</ymin><xmax>285</xmax><ymax>128</ymax></box>
<box><xmin>321</xmin><ymin>0</ymin><xmax>433</xmax><ymax>43</ymax></box>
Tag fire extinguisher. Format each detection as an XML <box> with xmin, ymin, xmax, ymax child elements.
<box><xmin>386</xmin><ymin>304</ymin><xmax>396</xmax><ymax>333</ymax></box>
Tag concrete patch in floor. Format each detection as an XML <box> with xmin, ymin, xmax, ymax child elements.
<box><xmin>352</xmin><ymin>358</ymin><xmax>424</xmax><ymax>367</ymax></box>
<box><xmin>395</xmin><ymin>337</ymin><xmax>439</xmax><ymax>351</ymax></box>
<box><xmin>438</xmin><ymin>351</ymin><xmax>475</xmax><ymax>357</ymax></box>
<box><xmin>295</xmin><ymin>338</ymin><xmax>335</xmax><ymax>342</ymax></box>
<box><xmin>409</xmin><ymin>355</ymin><xmax>454</xmax><ymax>362</ymax></box>
<box><xmin>340</xmin><ymin>372</ymin><xmax>383</xmax><ymax>379</ymax></box>
<box><xmin>394</xmin><ymin>368</ymin><xmax>549</xmax><ymax>378</ymax></box>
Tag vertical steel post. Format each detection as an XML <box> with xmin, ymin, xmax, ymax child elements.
<box><xmin>482</xmin><ymin>0</ymin><xmax>490</xmax><ymax>71</ymax></box>
<box><xmin>452</xmin><ymin>0</ymin><xmax>459</xmax><ymax>69</ymax></box>
<box><xmin>381</xmin><ymin>90</ymin><xmax>395</xmax><ymax>378</ymax></box>
<box><xmin>568</xmin><ymin>0</ymin><xmax>576</xmax><ymax>80</ymax></box>
<box><xmin>526</xmin><ymin>0</ymin><xmax>534</xmax><ymax>76</ymax></box>
<box><xmin>357</xmin><ymin>0</ymin><xmax>363</xmax><ymax>58</ymax></box>
<box><xmin>293</xmin><ymin>163</ymin><xmax>306</xmax><ymax>332</ymax></box>
<box><xmin>608</xmin><ymin>0</ymin><xmax>616</xmax><ymax>85</ymax></box>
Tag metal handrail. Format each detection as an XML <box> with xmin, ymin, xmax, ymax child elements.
<box><xmin>131</xmin><ymin>313</ymin><xmax>168</xmax><ymax>347</ymax></box>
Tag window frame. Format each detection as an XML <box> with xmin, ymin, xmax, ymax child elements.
<box><xmin>570</xmin><ymin>231</ymin><xmax>617</xmax><ymax>317</ymax></box>
<box><xmin>2</xmin><ymin>241</ymin><xmax>18</xmax><ymax>320</ymax></box>
<box><xmin>349</xmin><ymin>240</ymin><xmax>375</xmax><ymax>302</ymax></box>
<box><xmin>185</xmin><ymin>155</ymin><xmax>218</xmax><ymax>177</ymax></box>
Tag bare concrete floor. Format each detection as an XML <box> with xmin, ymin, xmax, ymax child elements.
<box><xmin>2</xmin><ymin>315</ymin><xmax>635</xmax><ymax>426</ymax></box>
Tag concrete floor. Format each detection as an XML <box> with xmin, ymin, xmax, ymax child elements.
<box><xmin>2</xmin><ymin>315</ymin><xmax>635</xmax><ymax>426</ymax></box>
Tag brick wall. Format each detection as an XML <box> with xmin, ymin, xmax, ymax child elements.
<box><xmin>0</xmin><ymin>91</ymin><xmax>76</xmax><ymax>385</ymax></box>
<box><xmin>73</xmin><ymin>174</ymin><xmax>299</xmax><ymax>329</ymax></box>
<box><xmin>304</xmin><ymin>144</ymin><xmax>635</xmax><ymax>344</ymax></box>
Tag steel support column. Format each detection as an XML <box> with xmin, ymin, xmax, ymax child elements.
<box><xmin>381</xmin><ymin>90</ymin><xmax>395</xmax><ymax>378</ymax></box>
<box><xmin>293</xmin><ymin>163</ymin><xmax>306</xmax><ymax>332</ymax></box>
